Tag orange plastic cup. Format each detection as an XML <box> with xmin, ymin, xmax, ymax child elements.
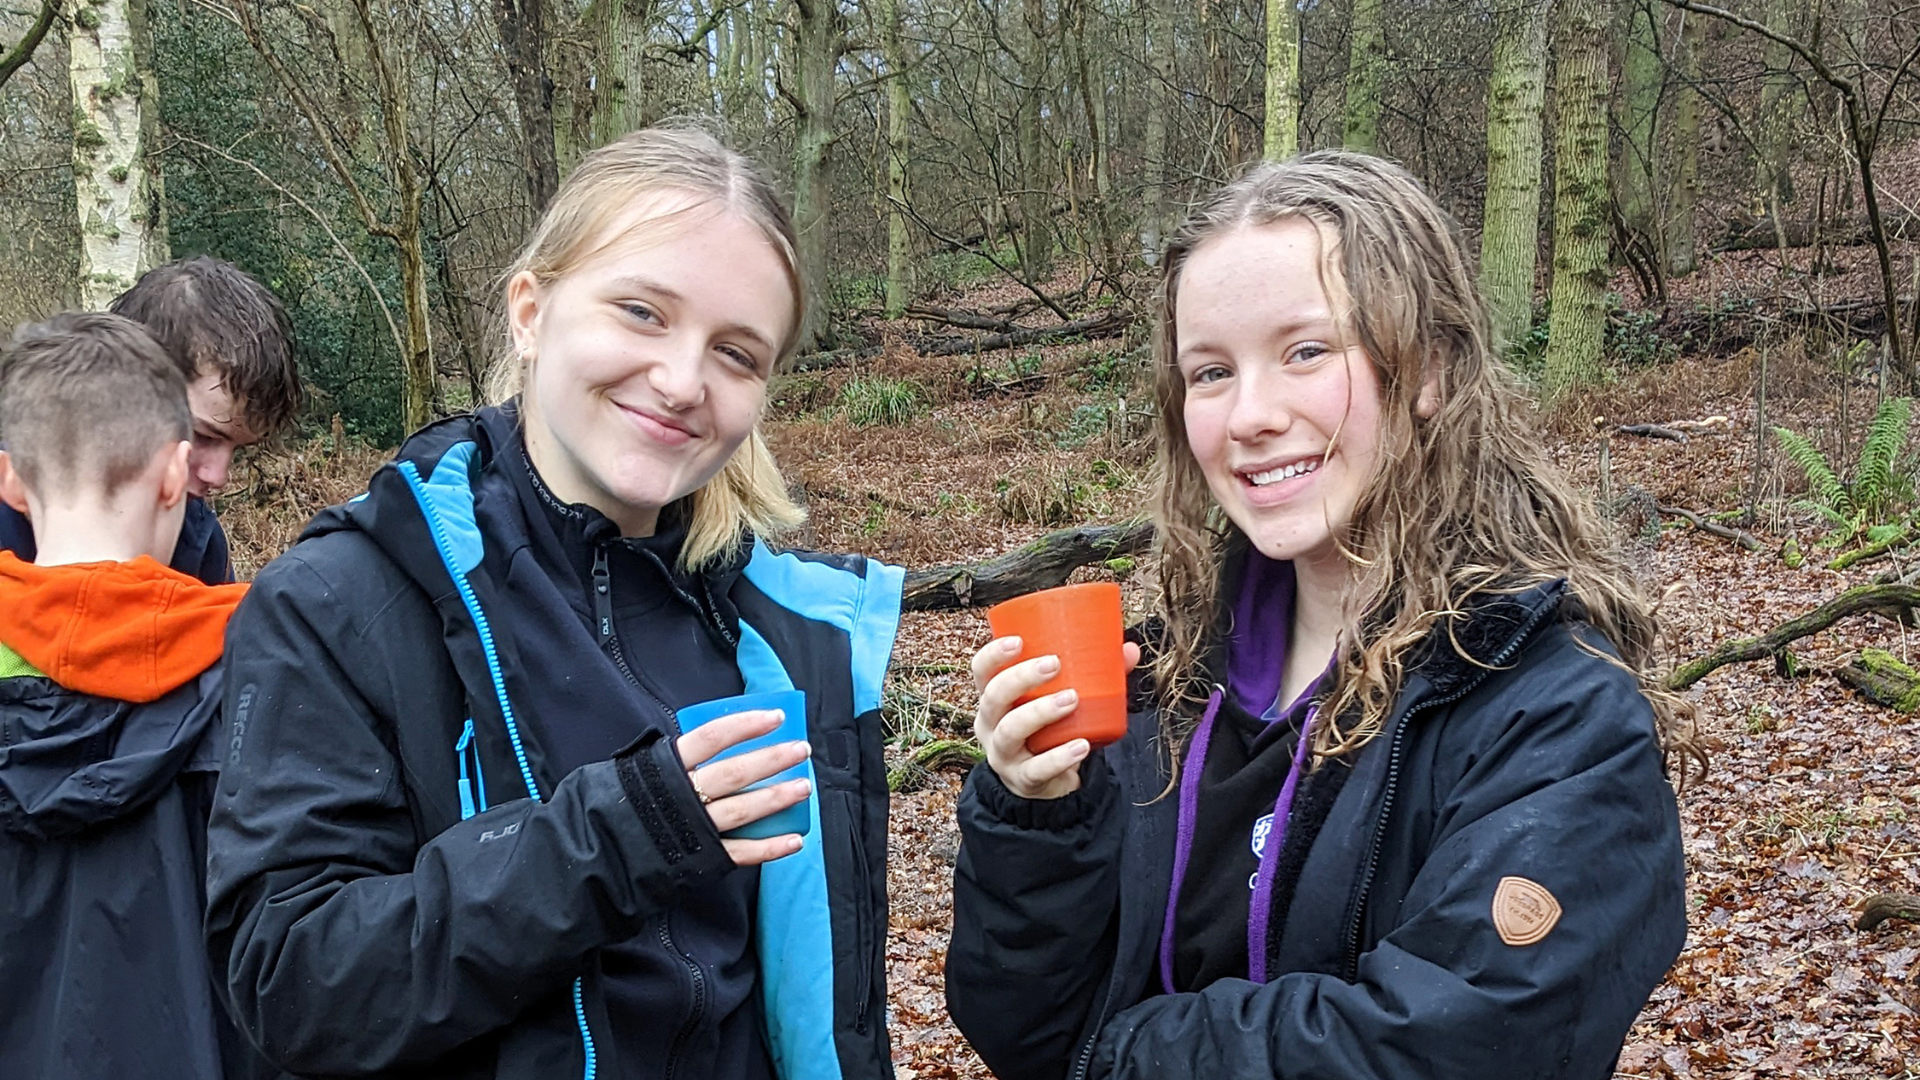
<box><xmin>986</xmin><ymin>582</ymin><xmax>1128</xmax><ymax>754</ymax></box>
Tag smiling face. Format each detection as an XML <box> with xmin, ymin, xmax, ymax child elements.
<box><xmin>1174</xmin><ymin>218</ymin><xmax>1387</xmax><ymax>581</ymax></box>
<box><xmin>509</xmin><ymin>195</ymin><xmax>798</xmax><ymax>537</ymax></box>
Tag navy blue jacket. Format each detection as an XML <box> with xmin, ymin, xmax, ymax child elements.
<box><xmin>206</xmin><ymin>407</ymin><xmax>904</xmax><ymax>1080</ymax></box>
<box><xmin>1</xmin><ymin>663</ymin><xmax>255</xmax><ymax>1078</ymax></box>
<box><xmin>945</xmin><ymin>580</ymin><xmax>1687</xmax><ymax>1080</ymax></box>
<box><xmin>0</xmin><ymin>495</ymin><xmax>234</xmax><ymax>584</ymax></box>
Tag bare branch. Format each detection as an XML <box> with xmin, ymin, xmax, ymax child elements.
<box><xmin>0</xmin><ymin>0</ymin><xmax>59</xmax><ymax>90</ymax></box>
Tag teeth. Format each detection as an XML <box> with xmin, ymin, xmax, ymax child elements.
<box><xmin>1248</xmin><ymin>458</ymin><xmax>1320</xmax><ymax>486</ymax></box>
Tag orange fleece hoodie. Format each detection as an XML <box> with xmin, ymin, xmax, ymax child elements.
<box><xmin>0</xmin><ymin>552</ymin><xmax>248</xmax><ymax>703</ymax></box>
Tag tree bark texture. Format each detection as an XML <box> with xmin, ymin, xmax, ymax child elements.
<box><xmin>495</xmin><ymin>0</ymin><xmax>559</xmax><ymax>213</ymax></box>
<box><xmin>1615</xmin><ymin>0</ymin><xmax>1661</xmax><ymax>252</ymax></box>
<box><xmin>1480</xmin><ymin>0</ymin><xmax>1551</xmax><ymax>353</ymax></box>
<box><xmin>1138</xmin><ymin>0</ymin><xmax>1174</xmax><ymax>262</ymax></box>
<box><xmin>1342</xmin><ymin>0</ymin><xmax>1384</xmax><ymax>153</ymax></box>
<box><xmin>70</xmin><ymin>0</ymin><xmax>167</xmax><ymax>310</ymax></box>
<box><xmin>593</xmin><ymin>0</ymin><xmax>653</xmax><ymax>146</ymax></box>
<box><xmin>1262</xmin><ymin>0</ymin><xmax>1300</xmax><ymax>159</ymax></box>
<box><xmin>1667</xmin><ymin>9</ymin><xmax>1704</xmax><ymax>275</ymax></box>
<box><xmin>1016</xmin><ymin>0</ymin><xmax>1052</xmax><ymax>282</ymax></box>
<box><xmin>790</xmin><ymin>0</ymin><xmax>841</xmax><ymax>349</ymax></box>
<box><xmin>880</xmin><ymin>0</ymin><xmax>911</xmax><ymax>317</ymax></box>
<box><xmin>1</xmin><ymin>0</ymin><xmax>59</xmax><ymax>90</ymax></box>
<box><xmin>1544</xmin><ymin>0</ymin><xmax>1610</xmax><ymax>398</ymax></box>
<box><xmin>902</xmin><ymin>520</ymin><xmax>1153</xmax><ymax>610</ymax></box>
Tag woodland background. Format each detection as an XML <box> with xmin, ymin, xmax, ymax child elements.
<box><xmin>4</xmin><ymin>0</ymin><xmax>1920</xmax><ymax>1076</ymax></box>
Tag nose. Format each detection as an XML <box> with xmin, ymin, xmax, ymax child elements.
<box><xmin>1224</xmin><ymin>366</ymin><xmax>1289</xmax><ymax>443</ymax></box>
<box><xmin>646</xmin><ymin>337</ymin><xmax>707</xmax><ymax>410</ymax></box>
<box><xmin>190</xmin><ymin>443</ymin><xmax>234</xmax><ymax>495</ymax></box>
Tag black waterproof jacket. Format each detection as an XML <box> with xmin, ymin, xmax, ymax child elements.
<box><xmin>206</xmin><ymin>407</ymin><xmax>904</xmax><ymax>1080</ymax></box>
<box><xmin>1</xmin><ymin>666</ymin><xmax>254</xmax><ymax>1078</ymax></box>
<box><xmin>946</xmin><ymin>579</ymin><xmax>1687</xmax><ymax>1080</ymax></box>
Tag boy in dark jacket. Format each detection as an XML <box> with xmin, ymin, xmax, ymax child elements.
<box><xmin>0</xmin><ymin>257</ymin><xmax>303</xmax><ymax>583</ymax></box>
<box><xmin>0</xmin><ymin>312</ymin><xmax>253</xmax><ymax>1079</ymax></box>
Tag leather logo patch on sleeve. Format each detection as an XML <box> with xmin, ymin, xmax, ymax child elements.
<box><xmin>1492</xmin><ymin>875</ymin><xmax>1562</xmax><ymax>947</ymax></box>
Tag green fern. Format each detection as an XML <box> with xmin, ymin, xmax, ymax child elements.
<box><xmin>1774</xmin><ymin>426</ymin><xmax>1852</xmax><ymax>519</ymax></box>
<box><xmin>1854</xmin><ymin>397</ymin><xmax>1911</xmax><ymax>517</ymax></box>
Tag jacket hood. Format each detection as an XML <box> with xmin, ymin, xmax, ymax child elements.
<box><xmin>0</xmin><ymin>552</ymin><xmax>246</xmax><ymax>703</ymax></box>
<box><xmin>0</xmin><ymin>665</ymin><xmax>222</xmax><ymax>841</ymax></box>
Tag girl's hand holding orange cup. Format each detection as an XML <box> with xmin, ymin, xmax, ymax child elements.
<box><xmin>972</xmin><ymin>582</ymin><xmax>1138</xmax><ymax>801</ymax></box>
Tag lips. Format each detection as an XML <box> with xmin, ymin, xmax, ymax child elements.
<box><xmin>617</xmin><ymin>402</ymin><xmax>697</xmax><ymax>447</ymax></box>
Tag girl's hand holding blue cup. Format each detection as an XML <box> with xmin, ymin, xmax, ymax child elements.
<box><xmin>673</xmin><ymin>690</ymin><xmax>813</xmax><ymax>867</ymax></box>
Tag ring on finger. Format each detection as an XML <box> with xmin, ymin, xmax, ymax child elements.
<box><xmin>689</xmin><ymin>771</ymin><xmax>713</xmax><ymax>806</ymax></box>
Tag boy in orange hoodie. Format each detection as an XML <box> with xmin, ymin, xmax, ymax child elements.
<box><xmin>0</xmin><ymin>312</ymin><xmax>256</xmax><ymax>1078</ymax></box>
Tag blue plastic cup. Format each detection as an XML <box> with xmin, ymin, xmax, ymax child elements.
<box><xmin>675</xmin><ymin>689</ymin><xmax>812</xmax><ymax>840</ymax></box>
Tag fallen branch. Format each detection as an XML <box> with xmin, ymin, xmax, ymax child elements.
<box><xmin>917</xmin><ymin>309</ymin><xmax>1134</xmax><ymax>357</ymax></box>
<box><xmin>1668</xmin><ymin>584</ymin><xmax>1920</xmax><ymax>689</ymax></box>
<box><xmin>1834</xmin><ymin>648</ymin><xmax>1920</xmax><ymax>712</ymax></box>
<box><xmin>903</xmin><ymin>520</ymin><xmax>1154</xmax><ymax>611</ymax></box>
<box><xmin>1828</xmin><ymin>528</ymin><xmax>1913</xmax><ymax>571</ymax></box>
<box><xmin>906</xmin><ymin>304</ymin><xmax>1016</xmax><ymax>333</ymax></box>
<box><xmin>887</xmin><ymin>738</ymin><xmax>984</xmax><ymax>793</ymax></box>
<box><xmin>1855</xmin><ymin>893</ymin><xmax>1920</xmax><ymax>931</ymax></box>
<box><xmin>1658</xmin><ymin>505</ymin><xmax>1763</xmax><ymax>550</ymax></box>
<box><xmin>1618</xmin><ymin>423</ymin><xmax>1689</xmax><ymax>443</ymax></box>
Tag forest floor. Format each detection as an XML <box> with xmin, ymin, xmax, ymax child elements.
<box><xmin>220</xmin><ymin>264</ymin><xmax>1920</xmax><ymax>1078</ymax></box>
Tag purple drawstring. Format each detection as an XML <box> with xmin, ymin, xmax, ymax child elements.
<box><xmin>1159</xmin><ymin>689</ymin><xmax>1319</xmax><ymax>993</ymax></box>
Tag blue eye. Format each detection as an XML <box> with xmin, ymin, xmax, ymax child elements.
<box><xmin>718</xmin><ymin>345</ymin><xmax>760</xmax><ymax>372</ymax></box>
<box><xmin>621</xmin><ymin>303</ymin><xmax>659</xmax><ymax>323</ymax></box>
<box><xmin>1288</xmin><ymin>343</ymin><xmax>1328</xmax><ymax>364</ymax></box>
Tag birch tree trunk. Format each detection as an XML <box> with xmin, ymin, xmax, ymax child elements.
<box><xmin>790</xmin><ymin>0</ymin><xmax>841</xmax><ymax>348</ymax></box>
<box><xmin>1544</xmin><ymin>0</ymin><xmax>1610</xmax><ymax>397</ymax></box>
<box><xmin>879</xmin><ymin>0</ymin><xmax>911</xmax><ymax>316</ymax></box>
<box><xmin>1263</xmin><ymin>0</ymin><xmax>1300</xmax><ymax>159</ymax></box>
<box><xmin>70</xmin><ymin>0</ymin><xmax>167</xmax><ymax>310</ymax></box>
<box><xmin>1480</xmin><ymin>0</ymin><xmax>1550</xmax><ymax>353</ymax></box>
<box><xmin>1343</xmin><ymin>0</ymin><xmax>1384</xmax><ymax>154</ymax></box>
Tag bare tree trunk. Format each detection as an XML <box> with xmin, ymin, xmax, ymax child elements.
<box><xmin>70</xmin><ymin>0</ymin><xmax>167</xmax><ymax>310</ymax></box>
<box><xmin>1343</xmin><ymin>0</ymin><xmax>1384</xmax><ymax>153</ymax></box>
<box><xmin>495</xmin><ymin>0</ymin><xmax>559</xmax><ymax>212</ymax></box>
<box><xmin>1667</xmin><ymin>8</ymin><xmax>1704</xmax><ymax>275</ymax></box>
<box><xmin>1545</xmin><ymin>0</ymin><xmax>1611</xmax><ymax>397</ymax></box>
<box><xmin>879</xmin><ymin>0</ymin><xmax>911</xmax><ymax>317</ymax></box>
<box><xmin>1753</xmin><ymin>0</ymin><xmax>1794</xmax><ymax>208</ymax></box>
<box><xmin>1066</xmin><ymin>0</ymin><xmax>1117</xmax><ymax>282</ymax></box>
<box><xmin>1139</xmin><ymin>0</ymin><xmax>1174</xmax><ymax>263</ymax></box>
<box><xmin>1263</xmin><ymin>0</ymin><xmax>1300</xmax><ymax>159</ymax></box>
<box><xmin>1616</xmin><ymin>0</ymin><xmax>1661</xmax><ymax>260</ymax></box>
<box><xmin>1016</xmin><ymin>0</ymin><xmax>1052</xmax><ymax>281</ymax></box>
<box><xmin>594</xmin><ymin>0</ymin><xmax>652</xmax><ymax>146</ymax></box>
<box><xmin>1481</xmin><ymin>0</ymin><xmax>1551</xmax><ymax>353</ymax></box>
<box><xmin>789</xmin><ymin>0</ymin><xmax>841</xmax><ymax>348</ymax></box>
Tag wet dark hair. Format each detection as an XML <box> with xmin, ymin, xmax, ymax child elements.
<box><xmin>111</xmin><ymin>256</ymin><xmax>302</xmax><ymax>437</ymax></box>
<box><xmin>0</xmin><ymin>312</ymin><xmax>190</xmax><ymax>495</ymax></box>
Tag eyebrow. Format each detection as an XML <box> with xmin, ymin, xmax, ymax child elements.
<box><xmin>606</xmin><ymin>274</ymin><xmax>779</xmax><ymax>352</ymax></box>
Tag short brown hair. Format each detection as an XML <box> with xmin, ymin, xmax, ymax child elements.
<box><xmin>111</xmin><ymin>256</ymin><xmax>302</xmax><ymax>436</ymax></box>
<box><xmin>0</xmin><ymin>312</ymin><xmax>191</xmax><ymax>496</ymax></box>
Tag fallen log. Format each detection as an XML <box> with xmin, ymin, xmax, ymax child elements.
<box><xmin>917</xmin><ymin>309</ymin><xmax>1134</xmax><ymax>357</ymax></box>
<box><xmin>1657</xmin><ymin>504</ymin><xmax>1763</xmax><ymax>550</ymax></box>
<box><xmin>1714</xmin><ymin>209</ymin><xmax>1920</xmax><ymax>252</ymax></box>
<box><xmin>1834</xmin><ymin>648</ymin><xmax>1920</xmax><ymax>712</ymax></box>
<box><xmin>1829</xmin><ymin>528</ymin><xmax>1913</xmax><ymax>571</ymax></box>
<box><xmin>906</xmin><ymin>304</ymin><xmax>1016</xmax><ymax>333</ymax></box>
<box><xmin>1668</xmin><ymin>584</ymin><xmax>1920</xmax><ymax>689</ymax></box>
<box><xmin>903</xmin><ymin>520</ymin><xmax>1154</xmax><ymax>611</ymax></box>
<box><xmin>887</xmin><ymin>738</ymin><xmax>984</xmax><ymax>793</ymax></box>
<box><xmin>1856</xmin><ymin>893</ymin><xmax>1920</xmax><ymax>932</ymax></box>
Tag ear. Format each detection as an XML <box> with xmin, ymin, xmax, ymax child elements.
<box><xmin>505</xmin><ymin>270</ymin><xmax>544</xmax><ymax>360</ymax></box>
<box><xmin>158</xmin><ymin>440</ymin><xmax>191</xmax><ymax>510</ymax></box>
<box><xmin>1414</xmin><ymin>369</ymin><xmax>1443</xmax><ymax>419</ymax></box>
<box><xmin>0</xmin><ymin>451</ymin><xmax>27</xmax><ymax>514</ymax></box>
